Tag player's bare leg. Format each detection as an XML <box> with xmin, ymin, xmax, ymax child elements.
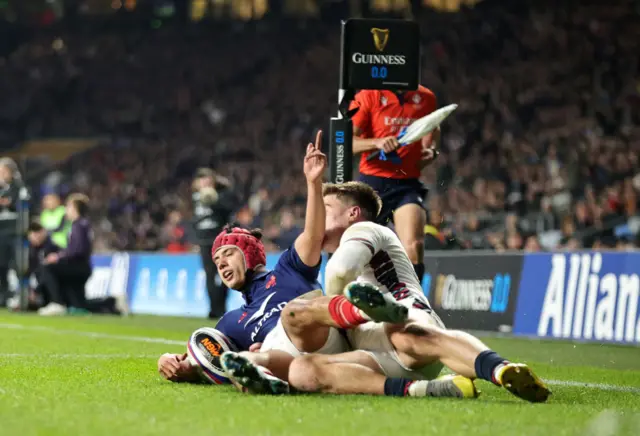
<box><xmin>346</xmin><ymin>282</ymin><xmax>551</xmax><ymax>403</ymax></box>
<box><xmin>288</xmin><ymin>352</ymin><xmax>477</xmax><ymax>398</ymax></box>
<box><xmin>220</xmin><ymin>293</ymin><xmax>371</xmax><ymax>393</ymax></box>
<box><xmin>393</xmin><ymin>203</ymin><xmax>427</xmax><ymax>279</ymax></box>
<box><xmin>280</xmin><ymin>297</ymin><xmax>343</xmax><ymax>352</ymax></box>
<box><xmin>225</xmin><ymin>350</ymin><xmax>478</xmax><ymax>398</ymax></box>
<box><xmin>281</xmin><ymin>292</ymin><xmax>405</xmax><ymax>349</ymax></box>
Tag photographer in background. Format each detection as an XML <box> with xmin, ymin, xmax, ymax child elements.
<box><xmin>0</xmin><ymin>158</ymin><xmax>22</xmax><ymax>307</ymax></box>
<box><xmin>192</xmin><ymin>168</ymin><xmax>236</xmax><ymax>318</ymax></box>
<box><xmin>7</xmin><ymin>222</ymin><xmax>61</xmax><ymax>311</ymax></box>
<box><xmin>16</xmin><ymin>215</ymin><xmax>124</xmax><ymax>315</ymax></box>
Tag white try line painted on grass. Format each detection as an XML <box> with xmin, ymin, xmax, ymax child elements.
<box><xmin>0</xmin><ymin>322</ymin><xmax>184</xmax><ymax>346</ymax></box>
<box><xmin>0</xmin><ymin>353</ymin><xmax>159</xmax><ymax>359</ymax></box>
<box><xmin>1</xmin><ymin>323</ymin><xmax>639</xmax><ymax>394</ymax></box>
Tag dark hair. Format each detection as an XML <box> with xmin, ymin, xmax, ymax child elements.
<box><xmin>322</xmin><ymin>182</ymin><xmax>382</xmax><ymax>221</ymax></box>
<box><xmin>67</xmin><ymin>193</ymin><xmax>90</xmax><ymax>217</ymax></box>
<box><xmin>222</xmin><ymin>223</ymin><xmax>263</xmax><ymax>241</ymax></box>
<box><xmin>195</xmin><ymin>168</ymin><xmax>215</xmax><ymax>179</ymax></box>
<box><xmin>28</xmin><ymin>221</ymin><xmax>44</xmax><ymax>233</ymax></box>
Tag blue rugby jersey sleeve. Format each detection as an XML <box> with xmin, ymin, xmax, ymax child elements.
<box><xmin>213</xmin><ymin>308</ymin><xmax>245</xmax><ymax>350</ymax></box>
<box><xmin>276</xmin><ymin>245</ymin><xmax>321</xmax><ymax>282</ymax></box>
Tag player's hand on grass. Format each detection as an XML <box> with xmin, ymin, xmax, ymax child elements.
<box><xmin>304</xmin><ymin>130</ymin><xmax>327</xmax><ymax>184</ymax></box>
<box><xmin>375</xmin><ymin>136</ymin><xmax>401</xmax><ymax>153</ymax></box>
<box><xmin>158</xmin><ymin>353</ymin><xmax>183</xmax><ymax>381</ymax></box>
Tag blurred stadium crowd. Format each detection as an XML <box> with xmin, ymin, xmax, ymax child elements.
<box><xmin>1</xmin><ymin>0</ymin><xmax>639</xmax><ymax>253</ymax></box>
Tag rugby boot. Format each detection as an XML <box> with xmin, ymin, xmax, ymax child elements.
<box><xmin>495</xmin><ymin>363</ymin><xmax>551</xmax><ymax>403</ymax></box>
<box><xmin>415</xmin><ymin>374</ymin><xmax>480</xmax><ymax>399</ymax></box>
<box><xmin>344</xmin><ymin>281</ymin><xmax>408</xmax><ymax>324</ymax></box>
<box><xmin>221</xmin><ymin>351</ymin><xmax>290</xmax><ymax>395</ymax></box>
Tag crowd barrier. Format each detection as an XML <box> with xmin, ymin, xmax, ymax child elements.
<box><xmin>85</xmin><ymin>252</ymin><xmax>328</xmax><ymax>317</ymax></box>
<box><xmin>83</xmin><ymin>250</ymin><xmax>639</xmax><ymax>345</ymax></box>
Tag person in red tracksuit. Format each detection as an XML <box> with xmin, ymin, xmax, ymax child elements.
<box><xmin>350</xmin><ymin>85</ymin><xmax>440</xmax><ymax>280</ymax></box>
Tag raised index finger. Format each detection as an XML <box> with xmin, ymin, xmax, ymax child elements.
<box><xmin>314</xmin><ymin>130</ymin><xmax>323</xmax><ymax>151</ymax></box>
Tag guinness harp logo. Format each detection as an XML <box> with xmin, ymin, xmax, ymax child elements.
<box><xmin>371</xmin><ymin>28</ymin><xmax>390</xmax><ymax>52</ymax></box>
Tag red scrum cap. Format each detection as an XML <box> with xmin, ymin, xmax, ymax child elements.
<box><xmin>211</xmin><ymin>227</ymin><xmax>266</xmax><ymax>271</ymax></box>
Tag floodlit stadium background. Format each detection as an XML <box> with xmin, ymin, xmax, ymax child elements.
<box><xmin>0</xmin><ymin>2</ymin><xmax>639</xmax><ymax>434</ymax></box>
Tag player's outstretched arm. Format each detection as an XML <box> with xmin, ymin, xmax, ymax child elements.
<box><xmin>294</xmin><ymin>130</ymin><xmax>327</xmax><ymax>267</ymax></box>
<box><xmin>324</xmin><ymin>239</ymin><xmax>374</xmax><ymax>296</ymax></box>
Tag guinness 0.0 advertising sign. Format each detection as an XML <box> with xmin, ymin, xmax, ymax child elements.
<box><xmin>341</xmin><ymin>19</ymin><xmax>420</xmax><ymax>91</ymax></box>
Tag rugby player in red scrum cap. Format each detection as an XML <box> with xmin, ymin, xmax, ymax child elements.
<box><xmin>349</xmin><ymin>85</ymin><xmax>440</xmax><ymax>283</ymax></box>
<box><xmin>158</xmin><ymin>132</ymin><xmax>364</xmax><ymax>383</ymax></box>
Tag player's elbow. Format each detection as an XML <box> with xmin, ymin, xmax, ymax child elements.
<box><xmin>324</xmin><ymin>265</ymin><xmax>358</xmax><ymax>296</ymax></box>
<box><xmin>294</xmin><ymin>235</ymin><xmax>323</xmax><ymax>266</ymax></box>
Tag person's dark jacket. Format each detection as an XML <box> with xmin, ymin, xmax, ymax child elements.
<box><xmin>59</xmin><ymin>218</ymin><xmax>92</xmax><ymax>262</ymax></box>
<box><xmin>192</xmin><ymin>182</ymin><xmax>237</xmax><ymax>246</ymax></box>
<box><xmin>28</xmin><ymin>236</ymin><xmax>60</xmax><ymax>276</ymax></box>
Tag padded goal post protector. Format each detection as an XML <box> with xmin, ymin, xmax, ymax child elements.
<box><xmin>329</xmin><ymin>117</ymin><xmax>354</xmax><ymax>184</ymax></box>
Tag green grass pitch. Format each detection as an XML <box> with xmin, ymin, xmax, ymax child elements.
<box><xmin>0</xmin><ymin>311</ymin><xmax>638</xmax><ymax>436</ymax></box>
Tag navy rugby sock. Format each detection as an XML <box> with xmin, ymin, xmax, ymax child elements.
<box><xmin>384</xmin><ymin>377</ymin><xmax>413</xmax><ymax>397</ymax></box>
<box><xmin>474</xmin><ymin>350</ymin><xmax>509</xmax><ymax>385</ymax></box>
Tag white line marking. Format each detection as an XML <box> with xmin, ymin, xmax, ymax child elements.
<box><xmin>0</xmin><ymin>353</ymin><xmax>158</xmax><ymax>359</ymax></box>
<box><xmin>0</xmin><ymin>323</ymin><xmax>184</xmax><ymax>346</ymax></box>
<box><xmin>1</xmin><ymin>323</ymin><xmax>639</xmax><ymax>394</ymax></box>
<box><xmin>546</xmin><ymin>379</ymin><xmax>640</xmax><ymax>394</ymax></box>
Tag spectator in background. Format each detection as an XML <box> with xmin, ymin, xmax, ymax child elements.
<box><xmin>37</xmin><ymin>194</ymin><xmax>93</xmax><ymax>316</ymax></box>
<box><xmin>273</xmin><ymin>209</ymin><xmax>301</xmax><ymax>250</ymax></box>
<box><xmin>191</xmin><ymin>168</ymin><xmax>236</xmax><ymax>318</ymax></box>
<box><xmin>424</xmin><ymin>209</ymin><xmax>446</xmax><ymax>251</ymax></box>
<box><xmin>0</xmin><ymin>158</ymin><xmax>21</xmax><ymax>307</ymax></box>
<box><xmin>524</xmin><ymin>235</ymin><xmax>542</xmax><ymax>252</ymax></box>
<box><xmin>2</xmin><ymin>0</ymin><xmax>638</xmax><ymax>253</ymax></box>
<box><xmin>559</xmin><ymin>215</ymin><xmax>577</xmax><ymax>247</ymax></box>
<box><xmin>40</xmin><ymin>192</ymin><xmax>70</xmax><ymax>248</ymax></box>
<box><xmin>162</xmin><ymin>210</ymin><xmax>189</xmax><ymax>253</ymax></box>
<box><xmin>506</xmin><ymin>232</ymin><xmax>524</xmax><ymax>251</ymax></box>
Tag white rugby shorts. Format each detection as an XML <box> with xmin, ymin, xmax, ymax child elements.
<box><xmin>348</xmin><ymin>291</ymin><xmax>446</xmax><ymax>380</ymax></box>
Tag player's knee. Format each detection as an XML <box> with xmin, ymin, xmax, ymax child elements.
<box><xmin>281</xmin><ymin>300</ymin><xmax>314</xmax><ymax>334</ymax></box>
<box><xmin>288</xmin><ymin>355</ymin><xmax>325</xmax><ymax>393</ymax></box>
<box><xmin>282</xmin><ymin>299</ymin><xmax>332</xmax><ymax>353</ymax></box>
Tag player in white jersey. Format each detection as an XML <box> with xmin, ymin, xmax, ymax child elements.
<box><xmin>324</xmin><ymin>219</ymin><xmax>446</xmax><ymax>381</ymax></box>
<box><xmin>223</xmin><ymin>181</ymin><xmax>550</xmax><ymax>402</ymax></box>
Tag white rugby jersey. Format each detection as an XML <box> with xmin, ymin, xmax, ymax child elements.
<box><xmin>334</xmin><ymin>221</ymin><xmax>429</xmax><ymax>307</ymax></box>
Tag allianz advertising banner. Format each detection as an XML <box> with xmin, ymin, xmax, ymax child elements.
<box><xmin>513</xmin><ymin>252</ymin><xmax>640</xmax><ymax>345</ymax></box>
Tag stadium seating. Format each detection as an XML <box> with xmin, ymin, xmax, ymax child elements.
<box><xmin>0</xmin><ymin>0</ymin><xmax>638</xmax><ymax>252</ymax></box>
